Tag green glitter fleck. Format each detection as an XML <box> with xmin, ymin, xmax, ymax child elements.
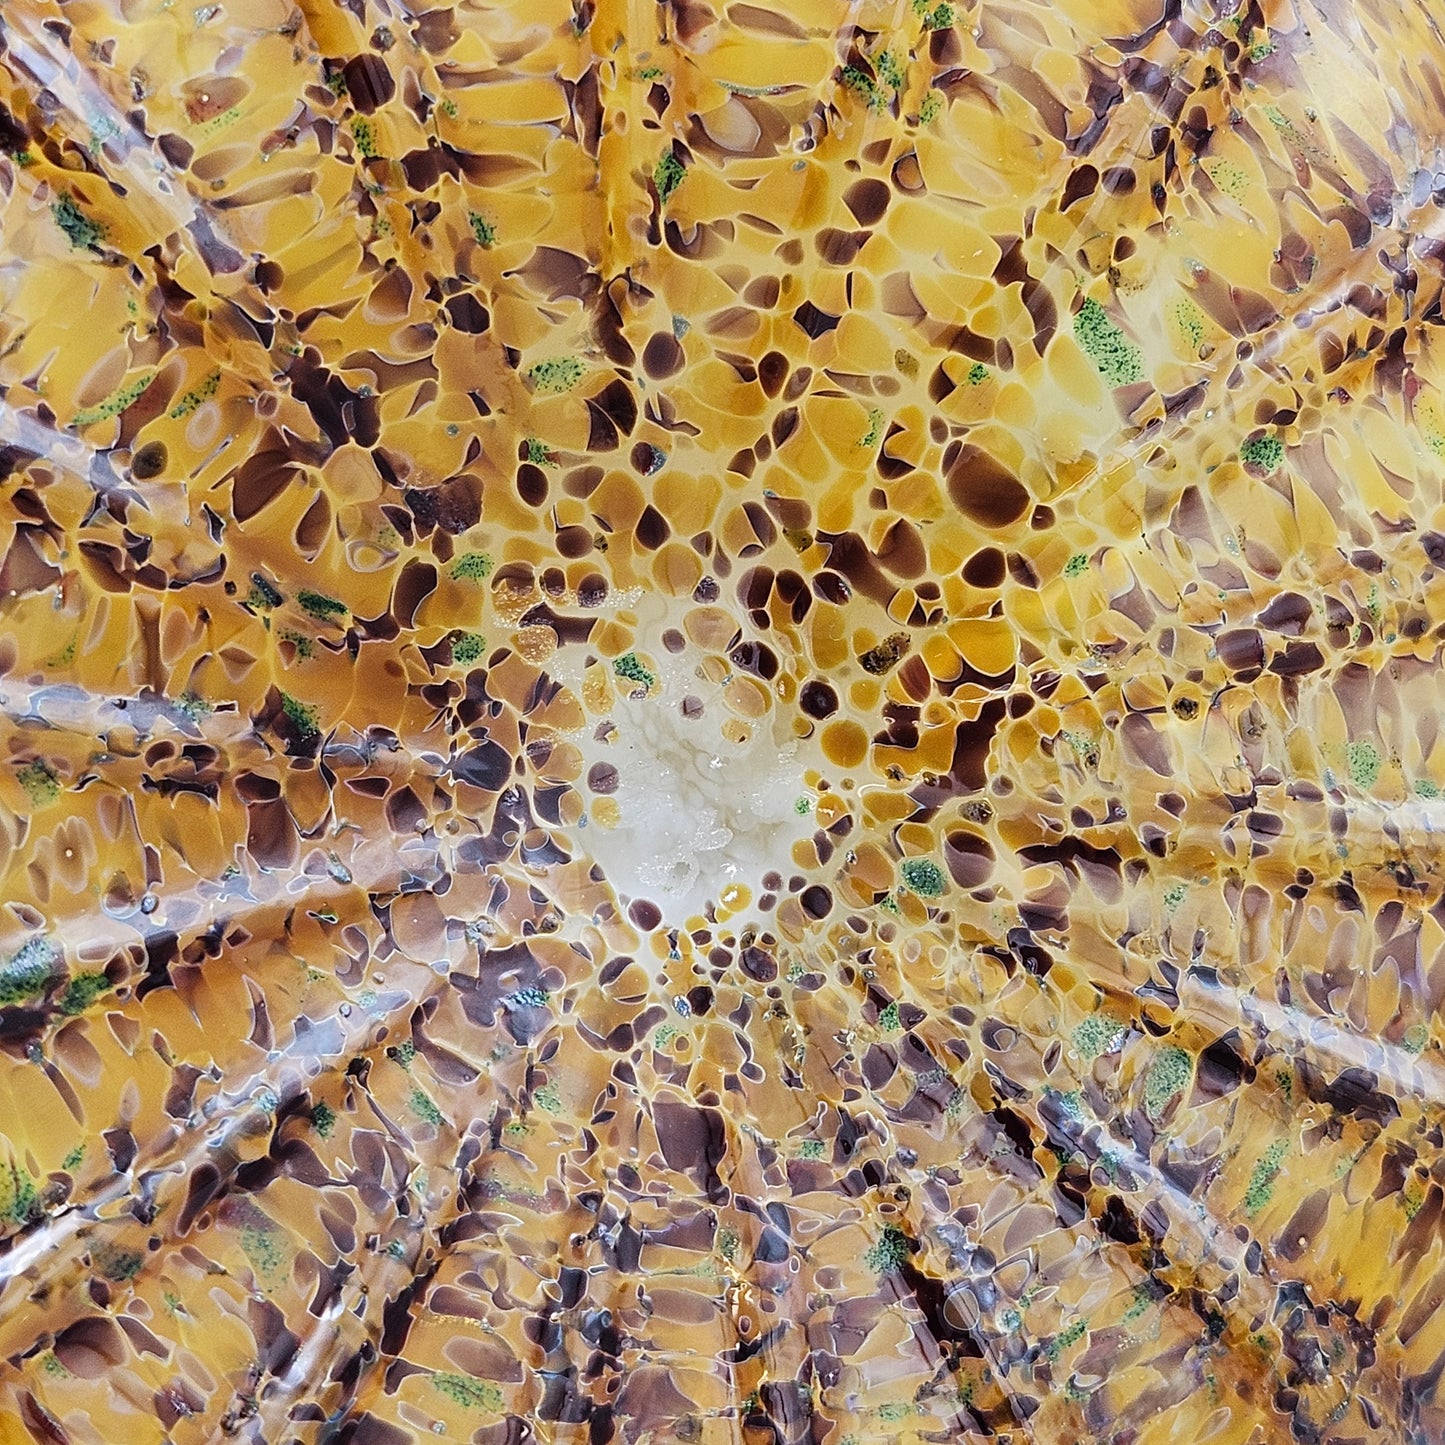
<box><xmin>653</xmin><ymin>1022</ymin><xmax>678</xmax><ymax>1048</ymax></box>
<box><xmin>98</xmin><ymin>1246</ymin><xmax>144</xmax><ymax>1283</ymax></box>
<box><xmin>312</xmin><ymin>1102</ymin><xmax>336</xmax><ymax>1138</ymax></box>
<box><xmin>177</xmin><ymin>691</ymin><xmax>210</xmax><ymax>722</ymax></box>
<box><xmin>247</xmin><ymin>573</ymin><xmax>283</xmax><ymax>610</ymax></box>
<box><xmin>966</xmin><ymin>360</ymin><xmax>989</xmax><ymax>384</ymax></box>
<box><xmin>1245</xmin><ymin>1138</ymin><xmax>1288</xmax><ymax>1214</ymax></box>
<box><xmin>1240</xmin><ymin>434</ymin><xmax>1284</xmax><ymax>473</ymax></box>
<box><xmin>1073</xmin><ymin>1012</ymin><xmax>1125</xmax><ymax>1060</ymax></box>
<box><xmin>239</xmin><ymin>1222</ymin><xmax>286</xmax><ymax>1276</ymax></box>
<box><xmin>62</xmin><ymin>1144</ymin><xmax>84</xmax><ymax>1171</ymax></box>
<box><xmin>59</xmin><ymin>973</ymin><xmax>110</xmax><ymax>1016</ymax></box>
<box><xmin>1248</xmin><ymin>38</ymin><xmax>1275</xmax><ymax>59</ymax></box>
<box><xmin>40</xmin><ymin>1353</ymin><xmax>66</xmax><ymax>1377</ymax></box>
<box><xmin>45</xmin><ymin>635</ymin><xmax>77</xmax><ymax>668</ymax></box>
<box><xmin>859</xmin><ymin>407</ymin><xmax>884</xmax><ymax>447</ymax></box>
<box><xmin>16</xmin><ymin>760</ymin><xmax>60</xmax><ymax>807</ymax></box>
<box><xmin>388</xmin><ymin>1040</ymin><xmax>416</xmax><ymax>1069</ymax></box>
<box><xmin>0</xmin><ymin>1162</ymin><xmax>38</xmax><ymax>1225</ymax></box>
<box><xmin>1346</xmin><ymin>739</ymin><xmax>1381</xmax><ymax>789</ymax></box>
<box><xmin>798</xmin><ymin>1138</ymin><xmax>825</xmax><ymax>1160</ymax></box>
<box><xmin>1172</xmin><ymin>298</ymin><xmax>1206</xmax><ymax>349</ymax></box>
<box><xmin>875</xmin><ymin>52</ymin><xmax>904</xmax><ymax>91</ymax></box>
<box><xmin>1045</xmin><ymin>1318</ymin><xmax>1087</xmax><ymax>1361</ymax></box>
<box><xmin>534</xmin><ymin>1082</ymin><xmax>562</xmax><ymax>1113</ymax></box>
<box><xmin>452</xmin><ymin>632</ymin><xmax>486</xmax><ymax>664</ymax></box>
<box><xmin>409</xmin><ymin>1087</ymin><xmax>443</xmax><ymax>1126</ymax></box>
<box><xmin>1411</xmin><ymin>777</ymin><xmax>1434</xmax><ymax>801</ymax></box>
<box><xmin>1144</xmin><ymin>1044</ymin><xmax>1193</xmax><ymax>1120</ymax></box>
<box><xmin>432</xmin><ymin>1373</ymin><xmax>502</xmax><ymax>1410</ymax></box>
<box><xmin>1206</xmin><ymin>158</ymin><xmax>1250</xmax><ymax>200</ymax></box>
<box><xmin>280</xmin><ymin>693</ymin><xmax>319</xmax><ymax>741</ymax></box>
<box><xmin>1404</xmin><ymin>1185</ymin><xmax>1425</xmax><ymax>1220</ymax></box>
<box><xmin>1062</xmin><ymin>730</ymin><xmax>1100</xmax><ymax>767</ymax></box>
<box><xmin>52</xmin><ymin>193</ymin><xmax>103</xmax><ymax>250</ymax></box>
<box><xmin>923</xmin><ymin>3</ymin><xmax>955</xmax><ymax>26</ymax></box>
<box><xmin>468</xmin><ymin>211</ymin><xmax>496</xmax><ymax>247</ymax></box>
<box><xmin>71</xmin><ymin>372</ymin><xmax>155</xmax><ymax>428</ymax></box>
<box><xmin>878</xmin><ymin>1402</ymin><xmax>911</xmax><ymax>1422</ymax></box>
<box><xmin>794</xmin><ymin>796</ymin><xmax>812</xmax><ymax>815</ymax></box>
<box><xmin>1163</xmin><ymin>882</ymin><xmax>1187</xmax><ymax>910</ymax></box>
<box><xmin>654</xmin><ymin>146</ymin><xmax>686</xmax><ymax>204</ymax></box>
<box><xmin>525</xmin><ymin>437</ymin><xmax>556</xmax><ymax>466</ymax></box>
<box><xmin>297</xmin><ymin>588</ymin><xmax>347</xmax><ymax>620</ymax></box>
<box><xmin>170</xmin><ymin>368</ymin><xmax>220</xmax><ymax>419</ymax></box>
<box><xmin>1074</xmin><ymin>297</ymin><xmax>1143</xmax><ymax>387</ymax></box>
<box><xmin>864</xmin><ymin>1224</ymin><xmax>910</xmax><ymax>1273</ymax></box>
<box><xmin>195</xmin><ymin>104</ymin><xmax>242</xmax><ymax>138</ymax></box>
<box><xmin>840</xmin><ymin>66</ymin><xmax>887</xmax><ymax>110</ymax></box>
<box><xmin>716</xmin><ymin>1225</ymin><xmax>739</xmax><ymax>1261</ymax></box>
<box><xmin>878</xmin><ymin>893</ymin><xmax>901</xmax><ymax>915</ymax></box>
<box><xmin>512</xmin><ymin>986</ymin><xmax>550</xmax><ymax>1008</ymax></box>
<box><xmin>350</xmin><ymin>118</ymin><xmax>378</xmax><ymax>158</ymax></box>
<box><xmin>451</xmin><ymin>551</ymin><xmax>494</xmax><ymax>581</ymax></box>
<box><xmin>1403</xmin><ymin>1023</ymin><xmax>1429</xmax><ymax>1054</ymax></box>
<box><xmin>636</xmin><ymin>65</ymin><xmax>664</xmax><ymax>80</ymax></box>
<box><xmin>528</xmin><ymin>357</ymin><xmax>585</xmax><ymax>393</ymax></box>
<box><xmin>614</xmin><ymin>652</ymin><xmax>656</xmax><ymax>688</ymax></box>
<box><xmin>279</xmin><ymin>629</ymin><xmax>313</xmax><ymax>659</ymax></box>
<box><xmin>919</xmin><ymin>91</ymin><xmax>942</xmax><ymax>124</ymax></box>
<box><xmin>1063</xmin><ymin>552</ymin><xmax>1089</xmax><ymax>578</ymax></box>
<box><xmin>1123</xmin><ymin>1282</ymin><xmax>1155</xmax><ymax>1321</ymax></box>
<box><xmin>878</xmin><ymin>1001</ymin><xmax>901</xmax><ymax>1032</ymax></box>
<box><xmin>900</xmin><ymin>857</ymin><xmax>946</xmax><ymax>897</ymax></box>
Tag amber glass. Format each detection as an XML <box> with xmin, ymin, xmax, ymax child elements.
<box><xmin>0</xmin><ymin>0</ymin><xmax>1441</xmax><ymax>1441</ymax></box>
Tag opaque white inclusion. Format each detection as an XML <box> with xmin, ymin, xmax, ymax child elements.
<box><xmin>568</xmin><ymin>656</ymin><xmax>814</xmax><ymax>922</ymax></box>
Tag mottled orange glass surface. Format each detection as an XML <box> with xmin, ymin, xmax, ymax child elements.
<box><xmin>0</xmin><ymin>0</ymin><xmax>1443</xmax><ymax>1442</ymax></box>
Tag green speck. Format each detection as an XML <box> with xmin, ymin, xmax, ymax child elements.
<box><xmin>534</xmin><ymin>1082</ymin><xmax>562</xmax><ymax>1113</ymax></box>
<box><xmin>716</xmin><ymin>1225</ymin><xmax>739</xmax><ymax>1261</ymax></box>
<box><xmin>1163</xmin><ymin>882</ymin><xmax>1187</xmax><ymax>910</ymax></box>
<box><xmin>1123</xmin><ymin>1282</ymin><xmax>1156</xmax><ymax>1322</ymax></box>
<box><xmin>840</xmin><ymin>66</ymin><xmax>887</xmax><ymax>110</ymax></box>
<box><xmin>388</xmin><ymin>1039</ymin><xmax>416</xmax><ymax>1069</ymax></box>
<box><xmin>239</xmin><ymin>1221</ymin><xmax>286</xmax><ymax>1276</ymax></box>
<box><xmin>966</xmin><ymin>361</ymin><xmax>989</xmax><ymax>384</ymax></box>
<box><xmin>0</xmin><ymin>1161</ymin><xmax>39</xmax><ymax>1226</ymax></box>
<box><xmin>919</xmin><ymin>91</ymin><xmax>942</xmax><ymax>124</ymax></box>
<box><xmin>0</xmin><ymin>938</ymin><xmax>56</xmax><ymax>1005</ymax></box>
<box><xmin>279</xmin><ymin>629</ymin><xmax>313</xmax><ymax>659</ymax></box>
<box><xmin>878</xmin><ymin>1001</ymin><xmax>901</xmax><ymax>1032</ymax></box>
<box><xmin>528</xmin><ymin>357</ymin><xmax>585</xmax><ymax>393</ymax></box>
<box><xmin>350</xmin><ymin>118</ymin><xmax>377</xmax><ymax>158</ymax></box>
<box><xmin>452</xmin><ymin>632</ymin><xmax>486</xmax><ymax>664</ymax></box>
<box><xmin>40</xmin><ymin>1353</ymin><xmax>66</xmax><ymax>1377</ymax></box>
<box><xmin>878</xmin><ymin>893</ymin><xmax>901</xmax><ymax>915</ymax></box>
<box><xmin>900</xmin><ymin>857</ymin><xmax>946</xmax><ymax>897</ymax></box>
<box><xmin>1074</xmin><ymin>296</ymin><xmax>1143</xmax><ymax>387</ymax></box>
<box><xmin>525</xmin><ymin>437</ymin><xmax>555</xmax><ymax>466</ymax></box>
<box><xmin>312</xmin><ymin>1102</ymin><xmax>336</xmax><ymax>1138</ymax></box>
<box><xmin>52</xmin><ymin>193</ymin><xmax>103</xmax><ymax>250</ymax></box>
<box><xmin>878</xmin><ymin>1402</ymin><xmax>911</xmax><ymax>1422</ymax></box>
<box><xmin>16</xmin><ymin>760</ymin><xmax>60</xmax><ymax>807</ymax></box>
<box><xmin>1063</xmin><ymin>552</ymin><xmax>1089</xmax><ymax>578</ymax></box>
<box><xmin>797</xmin><ymin>1138</ymin><xmax>825</xmax><ymax>1160</ymax></box>
<box><xmin>169</xmin><ymin>368</ymin><xmax>220</xmax><ymax>419</ymax></box>
<box><xmin>672</xmin><ymin>313</ymin><xmax>690</xmax><ymax>339</ymax></box>
<box><xmin>194</xmin><ymin>104</ymin><xmax>242</xmax><ymax>138</ymax></box>
<box><xmin>636</xmin><ymin>65</ymin><xmax>664</xmax><ymax>81</ymax></box>
<box><xmin>177</xmin><ymin>691</ymin><xmax>210</xmax><ymax>722</ymax></box>
<box><xmin>1062</xmin><ymin>729</ymin><xmax>1100</xmax><ymax>767</ymax></box>
<box><xmin>1045</xmin><ymin>1317</ymin><xmax>1087</xmax><ymax>1361</ymax></box>
<box><xmin>45</xmin><ymin>634</ymin><xmax>78</xmax><ymax>668</ymax></box>
<box><xmin>71</xmin><ymin>372</ymin><xmax>155</xmax><ymax>429</ymax></box>
<box><xmin>280</xmin><ymin>692</ymin><xmax>319</xmax><ymax>741</ymax></box>
<box><xmin>468</xmin><ymin>211</ymin><xmax>496</xmax><ymax>247</ymax></box>
<box><xmin>1172</xmin><ymin>298</ymin><xmax>1206</xmax><ymax>350</ymax></box>
<box><xmin>1206</xmin><ymin>158</ymin><xmax>1250</xmax><ymax>200</ymax></box>
<box><xmin>297</xmin><ymin>588</ymin><xmax>347</xmax><ymax>620</ymax></box>
<box><xmin>858</xmin><ymin>407</ymin><xmax>884</xmax><ymax>448</ymax></box>
<box><xmin>923</xmin><ymin>3</ymin><xmax>955</xmax><ymax>27</ymax></box>
<box><xmin>247</xmin><ymin>573</ymin><xmax>284</xmax><ymax>610</ymax></box>
<box><xmin>654</xmin><ymin>146</ymin><xmax>686</xmax><ymax>204</ymax></box>
<box><xmin>653</xmin><ymin>1022</ymin><xmax>678</xmax><ymax>1048</ymax></box>
<box><xmin>432</xmin><ymin>1373</ymin><xmax>502</xmax><ymax>1411</ymax></box>
<box><xmin>1240</xmin><ymin>433</ymin><xmax>1284</xmax><ymax>473</ymax></box>
<box><xmin>1346</xmin><ymin>739</ymin><xmax>1381</xmax><ymax>789</ymax></box>
<box><xmin>97</xmin><ymin>1246</ymin><xmax>144</xmax><ymax>1283</ymax></box>
<box><xmin>1403</xmin><ymin>1022</ymin><xmax>1429</xmax><ymax>1055</ymax></box>
<box><xmin>1248</xmin><ymin>37</ymin><xmax>1275</xmax><ymax>59</ymax></box>
<box><xmin>59</xmin><ymin>972</ymin><xmax>110</xmax><ymax>1016</ymax></box>
<box><xmin>875</xmin><ymin>52</ymin><xmax>904</xmax><ymax>92</ymax></box>
<box><xmin>614</xmin><ymin>652</ymin><xmax>656</xmax><ymax>688</ymax></box>
<box><xmin>1073</xmin><ymin>1012</ymin><xmax>1125</xmax><ymax>1060</ymax></box>
<box><xmin>1144</xmin><ymin>1044</ymin><xmax>1193</xmax><ymax>1120</ymax></box>
<box><xmin>793</xmin><ymin>796</ymin><xmax>812</xmax><ymax>816</ymax></box>
<box><xmin>1244</xmin><ymin>1138</ymin><xmax>1287</xmax><ymax>1214</ymax></box>
<box><xmin>864</xmin><ymin>1223</ymin><xmax>910</xmax><ymax>1273</ymax></box>
<box><xmin>62</xmin><ymin>1144</ymin><xmax>84</xmax><ymax>1171</ymax></box>
<box><xmin>409</xmin><ymin>1086</ymin><xmax>443</xmax><ymax>1126</ymax></box>
<box><xmin>451</xmin><ymin>551</ymin><xmax>494</xmax><ymax>581</ymax></box>
<box><xmin>1404</xmin><ymin>1185</ymin><xmax>1425</xmax><ymax>1220</ymax></box>
<box><xmin>512</xmin><ymin>986</ymin><xmax>550</xmax><ymax>1008</ymax></box>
